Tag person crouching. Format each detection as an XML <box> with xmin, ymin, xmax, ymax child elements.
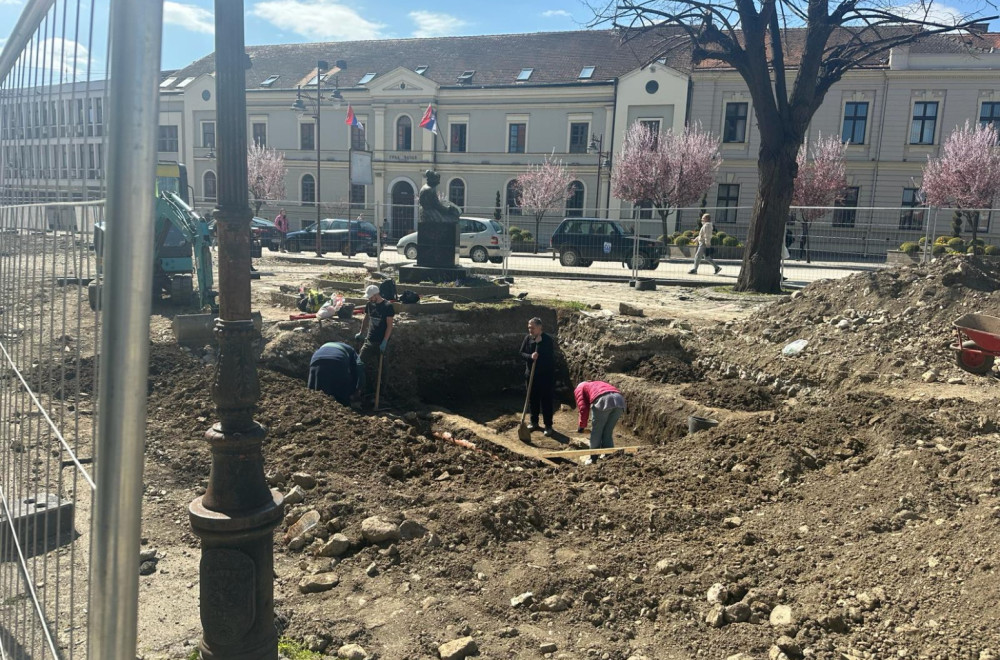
<box><xmin>575</xmin><ymin>380</ymin><xmax>627</xmax><ymax>465</ymax></box>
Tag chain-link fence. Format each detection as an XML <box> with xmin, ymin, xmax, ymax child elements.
<box><xmin>0</xmin><ymin>0</ymin><xmax>163</xmax><ymax>658</ymax></box>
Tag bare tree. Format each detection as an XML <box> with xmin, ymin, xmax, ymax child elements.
<box><xmin>247</xmin><ymin>143</ymin><xmax>287</xmax><ymax>217</ymax></box>
<box><xmin>595</xmin><ymin>0</ymin><xmax>994</xmax><ymax>292</ymax></box>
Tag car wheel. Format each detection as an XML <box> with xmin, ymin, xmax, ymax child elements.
<box><xmin>404</xmin><ymin>244</ymin><xmax>418</xmax><ymax>260</ymax></box>
<box><xmin>286</xmin><ymin>240</ymin><xmax>300</xmax><ymax>253</ymax></box>
<box><xmin>578</xmin><ymin>259</ymin><xmax>593</xmax><ymax>267</ymax></box>
<box><xmin>367</xmin><ymin>250</ymin><xmax>378</xmax><ymax>258</ymax></box>
<box><xmin>489</xmin><ymin>257</ymin><xmax>504</xmax><ymax>264</ymax></box>
<box><xmin>626</xmin><ymin>253</ymin><xmax>649</xmax><ymax>270</ymax></box>
<box><xmin>341</xmin><ymin>241</ymin><xmax>354</xmax><ymax>256</ymax></box>
<box><xmin>559</xmin><ymin>249</ymin><xmax>580</xmax><ymax>267</ymax></box>
<box><xmin>470</xmin><ymin>246</ymin><xmax>489</xmax><ymax>263</ymax></box>
<box><xmin>645</xmin><ymin>254</ymin><xmax>660</xmax><ymax>270</ymax></box>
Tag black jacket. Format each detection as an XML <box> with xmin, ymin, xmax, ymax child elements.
<box><xmin>307</xmin><ymin>342</ymin><xmax>362</xmax><ymax>405</ymax></box>
<box><xmin>520</xmin><ymin>333</ymin><xmax>555</xmax><ymax>380</ymax></box>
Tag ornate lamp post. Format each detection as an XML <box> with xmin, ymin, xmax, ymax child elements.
<box><xmin>588</xmin><ymin>134</ymin><xmax>611</xmax><ymax>218</ymax></box>
<box><xmin>291</xmin><ymin>60</ymin><xmax>345</xmax><ymax>256</ymax></box>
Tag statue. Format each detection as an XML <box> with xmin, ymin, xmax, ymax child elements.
<box><xmin>418</xmin><ymin>170</ymin><xmax>462</xmax><ymax>223</ymax></box>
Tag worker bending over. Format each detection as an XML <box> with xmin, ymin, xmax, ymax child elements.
<box><xmin>355</xmin><ymin>285</ymin><xmax>394</xmax><ymax>400</ymax></box>
<box><xmin>575</xmin><ymin>380</ymin><xmax>627</xmax><ymax>465</ymax></box>
<box><xmin>307</xmin><ymin>342</ymin><xmax>363</xmax><ymax>406</ymax></box>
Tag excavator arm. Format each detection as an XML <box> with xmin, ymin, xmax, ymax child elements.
<box><xmin>157</xmin><ymin>191</ymin><xmax>217</xmax><ymax>310</ymax></box>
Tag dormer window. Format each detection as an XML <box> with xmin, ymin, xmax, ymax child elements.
<box><xmin>457</xmin><ymin>70</ymin><xmax>475</xmax><ymax>83</ymax></box>
<box><xmin>578</xmin><ymin>66</ymin><xmax>595</xmax><ymax>79</ymax></box>
<box><xmin>415</xmin><ymin>65</ymin><xmax>428</xmax><ymax>75</ymax></box>
<box><xmin>176</xmin><ymin>77</ymin><xmax>197</xmax><ymax>88</ymax></box>
<box><xmin>517</xmin><ymin>68</ymin><xmax>533</xmax><ymax>81</ymax></box>
<box><xmin>260</xmin><ymin>75</ymin><xmax>280</xmax><ymax>87</ymax></box>
<box><xmin>159</xmin><ymin>77</ymin><xmax>177</xmax><ymax>88</ymax></box>
<box><xmin>358</xmin><ymin>72</ymin><xmax>376</xmax><ymax>84</ymax></box>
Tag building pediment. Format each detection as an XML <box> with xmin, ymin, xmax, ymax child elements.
<box><xmin>366</xmin><ymin>67</ymin><xmax>440</xmax><ymax>98</ymax></box>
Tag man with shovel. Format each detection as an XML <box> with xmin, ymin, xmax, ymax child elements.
<box><xmin>519</xmin><ymin>317</ymin><xmax>555</xmax><ymax>436</ymax></box>
<box><xmin>355</xmin><ymin>284</ymin><xmax>394</xmax><ymax>406</ymax></box>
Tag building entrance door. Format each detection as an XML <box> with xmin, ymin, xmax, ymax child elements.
<box><xmin>390</xmin><ymin>181</ymin><xmax>415</xmax><ymax>239</ymax></box>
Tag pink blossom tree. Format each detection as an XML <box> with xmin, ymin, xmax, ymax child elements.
<box><xmin>792</xmin><ymin>134</ymin><xmax>848</xmax><ymax>219</ymax></box>
<box><xmin>922</xmin><ymin>121</ymin><xmax>1000</xmax><ymax>247</ymax></box>
<box><xmin>247</xmin><ymin>143</ymin><xmax>287</xmax><ymax>216</ymax></box>
<box><xmin>517</xmin><ymin>154</ymin><xmax>574</xmax><ymax>253</ymax></box>
<box><xmin>611</xmin><ymin>122</ymin><xmax>720</xmax><ymax>242</ymax></box>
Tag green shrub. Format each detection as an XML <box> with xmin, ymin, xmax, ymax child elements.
<box><xmin>715</xmin><ymin>231</ymin><xmax>729</xmax><ymax>240</ymax></box>
<box><xmin>519</xmin><ymin>231</ymin><xmax>534</xmax><ymax>242</ymax></box>
<box><xmin>947</xmin><ymin>237</ymin><xmax>965</xmax><ymax>250</ymax></box>
<box><xmin>721</xmin><ymin>236</ymin><xmax>740</xmax><ymax>247</ymax></box>
<box><xmin>682</xmin><ymin>230</ymin><xmax>697</xmax><ymax>238</ymax></box>
<box><xmin>509</xmin><ymin>228</ymin><xmax>523</xmax><ymax>241</ymax></box>
<box><xmin>932</xmin><ymin>244</ymin><xmax>946</xmax><ymax>255</ymax></box>
<box><xmin>918</xmin><ymin>236</ymin><xmax>927</xmax><ymax>246</ymax></box>
<box><xmin>968</xmin><ymin>245</ymin><xmax>985</xmax><ymax>255</ymax></box>
<box><xmin>710</xmin><ymin>234</ymin><xmax>723</xmax><ymax>246</ymax></box>
<box><xmin>934</xmin><ymin>235</ymin><xmax>951</xmax><ymax>245</ymax></box>
<box><xmin>971</xmin><ymin>238</ymin><xmax>986</xmax><ymax>246</ymax></box>
<box><xmin>986</xmin><ymin>245</ymin><xmax>1000</xmax><ymax>256</ymax></box>
<box><xmin>900</xmin><ymin>242</ymin><xmax>920</xmax><ymax>254</ymax></box>
<box><xmin>674</xmin><ymin>236</ymin><xmax>692</xmax><ymax>246</ymax></box>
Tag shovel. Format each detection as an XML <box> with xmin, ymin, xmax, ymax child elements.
<box><xmin>517</xmin><ymin>360</ymin><xmax>537</xmax><ymax>442</ymax></box>
<box><xmin>374</xmin><ymin>353</ymin><xmax>385</xmax><ymax>410</ymax></box>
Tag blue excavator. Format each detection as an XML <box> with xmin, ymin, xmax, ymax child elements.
<box><xmin>89</xmin><ymin>190</ymin><xmax>217</xmax><ymax>311</ymax></box>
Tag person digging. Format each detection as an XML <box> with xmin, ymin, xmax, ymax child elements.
<box><xmin>518</xmin><ymin>317</ymin><xmax>555</xmax><ymax>437</ymax></box>
<box><xmin>355</xmin><ymin>284</ymin><xmax>394</xmax><ymax>408</ymax></box>
<box><xmin>307</xmin><ymin>341</ymin><xmax>364</xmax><ymax>408</ymax></box>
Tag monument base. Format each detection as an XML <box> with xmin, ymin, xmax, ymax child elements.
<box><xmin>416</xmin><ymin>221</ymin><xmax>460</xmax><ymax>269</ymax></box>
<box><xmin>399</xmin><ymin>265</ymin><xmax>468</xmax><ymax>284</ymax></box>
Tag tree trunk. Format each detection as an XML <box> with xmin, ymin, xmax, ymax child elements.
<box><xmin>735</xmin><ymin>143</ymin><xmax>799</xmax><ymax>293</ymax></box>
<box><xmin>533</xmin><ymin>214</ymin><xmax>543</xmax><ymax>254</ymax></box>
<box><xmin>658</xmin><ymin>209</ymin><xmax>670</xmax><ymax>243</ymax></box>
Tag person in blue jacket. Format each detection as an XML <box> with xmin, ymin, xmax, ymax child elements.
<box><xmin>307</xmin><ymin>341</ymin><xmax>364</xmax><ymax>406</ymax></box>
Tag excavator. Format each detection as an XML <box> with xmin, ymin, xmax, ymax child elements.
<box><xmin>89</xmin><ymin>187</ymin><xmax>217</xmax><ymax>312</ymax></box>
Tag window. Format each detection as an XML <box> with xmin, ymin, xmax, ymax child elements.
<box><xmin>203</xmin><ymin>171</ymin><xmax>217</xmax><ymax>201</ymax></box>
<box><xmin>350</xmin><ymin>184</ymin><xmax>365</xmax><ymax>210</ymax></box>
<box><xmin>201</xmin><ymin>121</ymin><xmax>216</xmax><ymax>149</ymax></box>
<box><xmin>899</xmin><ymin>187</ymin><xmax>925</xmax><ymax>230</ymax></box>
<box><xmin>301</xmin><ymin>174</ymin><xmax>315</xmax><ymax>205</ymax></box>
<box><xmin>158</xmin><ymin>125</ymin><xmax>178</xmax><ymax>152</ymax></box>
<box><xmin>396</xmin><ymin>116</ymin><xmax>412</xmax><ymax>151</ymax></box>
<box><xmin>638</xmin><ymin>119</ymin><xmax>660</xmax><ymax>148</ymax></box>
<box><xmin>833</xmin><ymin>186</ymin><xmax>860</xmax><ymax>227</ymax></box>
<box><xmin>566</xmin><ymin>181</ymin><xmax>585</xmax><ymax>217</ymax></box>
<box><xmin>910</xmin><ymin>102</ymin><xmax>938</xmax><ymax>145</ymax></box>
<box><xmin>716</xmin><ymin>184</ymin><xmax>740</xmax><ymax>223</ymax></box>
<box><xmin>458</xmin><ymin>70</ymin><xmax>475</xmax><ymax>83</ymax></box>
<box><xmin>260</xmin><ymin>75</ymin><xmax>280</xmax><ymax>87</ymax></box>
<box><xmin>415</xmin><ymin>65</ymin><xmax>428</xmax><ymax>75</ymax></box>
<box><xmin>252</xmin><ymin>121</ymin><xmax>267</xmax><ymax>147</ymax></box>
<box><xmin>842</xmin><ymin>101</ymin><xmax>868</xmax><ymax>144</ymax></box>
<box><xmin>579</xmin><ymin>66</ymin><xmax>595</xmax><ymax>79</ymax></box>
<box><xmin>723</xmin><ymin>102</ymin><xmax>748</xmax><ymax>143</ymax></box>
<box><xmin>569</xmin><ymin>122</ymin><xmax>589</xmax><ymax>154</ymax></box>
<box><xmin>517</xmin><ymin>68</ymin><xmax>533</xmax><ymax>81</ymax></box>
<box><xmin>506</xmin><ymin>180</ymin><xmax>521</xmax><ymax>216</ymax></box>
<box><xmin>351</xmin><ymin>121</ymin><xmax>366</xmax><ymax>150</ymax></box>
<box><xmin>508</xmin><ymin>123</ymin><xmax>526</xmax><ymax>153</ymax></box>
<box><xmin>450</xmin><ymin>123</ymin><xmax>467</xmax><ymax>152</ymax></box>
<box><xmin>300</xmin><ymin>122</ymin><xmax>315</xmax><ymax>151</ymax></box>
<box><xmin>357</xmin><ymin>72</ymin><xmax>376</xmax><ymax>85</ymax></box>
<box><xmin>159</xmin><ymin>77</ymin><xmax>177</xmax><ymax>88</ymax></box>
<box><xmin>176</xmin><ymin>77</ymin><xmax>197</xmax><ymax>88</ymax></box>
<box><xmin>980</xmin><ymin>102</ymin><xmax>1000</xmax><ymax>131</ymax></box>
<box><xmin>448</xmin><ymin>179</ymin><xmax>465</xmax><ymax>207</ymax></box>
<box><xmin>637</xmin><ymin>201</ymin><xmax>653</xmax><ymax>220</ymax></box>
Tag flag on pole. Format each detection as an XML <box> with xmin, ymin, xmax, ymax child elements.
<box><xmin>345</xmin><ymin>104</ymin><xmax>363</xmax><ymax>130</ymax></box>
<box><xmin>419</xmin><ymin>104</ymin><xmax>438</xmax><ymax>135</ymax></box>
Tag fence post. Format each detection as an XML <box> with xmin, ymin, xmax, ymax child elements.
<box><xmin>188</xmin><ymin>1</ymin><xmax>283</xmax><ymax>658</ymax></box>
<box><xmin>87</xmin><ymin>1</ymin><xmax>163</xmax><ymax>658</ymax></box>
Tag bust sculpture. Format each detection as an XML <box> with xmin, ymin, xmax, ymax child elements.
<box><xmin>418</xmin><ymin>169</ymin><xmax>462</xmax><ymax>223</ymax></box>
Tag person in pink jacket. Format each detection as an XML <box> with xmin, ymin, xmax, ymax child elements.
<box><xmin>574</xmin><ymin>380</ymin><xmax>627</xmax><ymax>464</ymax></box>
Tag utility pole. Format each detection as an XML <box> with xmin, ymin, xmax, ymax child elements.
<box><xmin>189</xmin><ymin>2</ymin><xmax>283</xmax><ymax>658</ymax></box>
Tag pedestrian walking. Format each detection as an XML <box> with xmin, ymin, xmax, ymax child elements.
<box><xmin>574</xmin><ymin>380</ymin><xmax>627</xmax><ymax>465</ymax></box>
<box><xmin>307</xmin><ymin>341</ymin><xmax>363</xmax><ymax>406</ymax></box>
<box><xmin>798</xmin><ymin>219</ymin><xmax>811</xmax><ymax>263</ymax></box>
<box><xmin>274</xmin><ymin>208</ymin><xmax>289</xmax><ymax>252</ymax></box>
<box><xmin>355</xmin><ymin>284</ymin><xmax>394</xmax><ymax>403</ymax></box>
<box><xmin>688</xmin><ymin>213</ymin><xmax>721</xmax><ymax>275</ymax></box>
<box><xmin>519</xmin><ymin>317</ymin><xmax>556</xmax><ymax>436</ymax></box>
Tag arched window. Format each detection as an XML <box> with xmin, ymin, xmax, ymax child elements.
<box><xmin>301</xmin><ymin>173</ymin><xmax>315</xmax><ymax>205</ymax></box>
<box><xmin>396</xmin><ymin>116</ymin><xmax>412</xmax><ymax>151</ymax></box>
<box><xmin>505</xmin><ymin>179</ymin><xmax>521</xmax><ymax>216</ymax></box>
<box><xmin>448</xmin><ymin>178</ymin><xmax>465</xmax><ymax>208</ymax></box>
<box><xmin>566</xmin><ymin>180</ymin><xmax>584</xmax><ymax>217</ymax></box>
<box><xmin>203</xmin><ymin>171</ymin><xmax>217</xmax><ymax>201</ymax></box>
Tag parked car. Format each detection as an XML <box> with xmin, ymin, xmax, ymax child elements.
<box><xmin>550</xmin><ymin>217</ymin><xmax>664</xmax><ymax>270</ymax></box>
<box><xmin>396</xmin><ymin>217</ymin><xmax>510</xmax><ymax>263</ymax></box>
<box><xmin>251</xmin><ymin>217</ymin><xmax>283</xmax><ymax>251</ymax></box>
<box><xmin>285</xmin><ymin>218</ymin><xmax>380</xmax><ymax>256</ymax></box>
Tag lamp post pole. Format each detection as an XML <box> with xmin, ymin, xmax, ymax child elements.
<box><xmin>589</xmin><ymin>134</ymin><xmax>608</xmax><ymax>218</ymax></box>
<box><xmin>314</xmin><ymin>60</ymin><xmax>326</xmax><ymax>256</ymax></box>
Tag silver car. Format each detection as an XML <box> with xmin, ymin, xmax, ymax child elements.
<box><xmin>396</xmin><ymin>217</ymin><xmax>511</xmax><ymax>263</ymax></box>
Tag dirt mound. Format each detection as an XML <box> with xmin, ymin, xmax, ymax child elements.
<box><xmin>680</xmin><ymin>379</ymin><xmax>775</xmax><ymax>411</ymax></box>
<box><xmin>626</xmin><ymin>353</ymin><xmax>702</xmax><ymax>384</ymax></box>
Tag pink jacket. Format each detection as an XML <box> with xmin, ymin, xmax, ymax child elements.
<box><xmin>574</xmin><ymin>381</ymin><xmax>621</xmax><ymax>429</ymax></box>
<box><xmin>274</xmin><ymin>213</ymin><xmax>289</xmax><ymax>233</ymax></box>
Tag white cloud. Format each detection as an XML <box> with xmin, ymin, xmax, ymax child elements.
<box><xmin>164</xmin><ymin>2</ymin><xmax>215</xmax><ymax>35</ymax></box>
<box><xmin>409</xmin><ymin>10</ymin><xmax>467</xmax><ymax>38</ymax></box>
<box><xmin>892</xmin><ymin>2</ymin><xmax>968</xmax><ymax>25</ymax></box>
<box><xmin>251</xmin><ymin>0</ymin><xmax>384</xmax><ymax>40</ymax></box>
<box><xmin>20</xmin><ymin>38</ymin><xmax>92</xmax><ymax>80</ymax></box>
<box><xmin>0</xmin><ymin>0</ymin><xmax>24</xmax><ymax>5</ymax></box>
<box><xmin>542</xmin><ymin>10</ymin><xmax>572</xmax><ymax>18</ymax></box>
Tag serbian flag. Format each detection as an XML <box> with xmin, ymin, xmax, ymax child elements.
<box><xmin>345</xmin><ymin>104</ymin><xmax>363</xmax><ymax>129</ymax></box>
<box><xmin>419</xmin><ymin>103</ymin><xmax>438</xmax><ymax>135</ymax></box>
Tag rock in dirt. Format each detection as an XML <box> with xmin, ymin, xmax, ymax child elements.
<box><xmin>139</xmin><ymin>548</ymin><xmax>158</xmax><ymax>562</ymax></box>
<box><xmin>769</xmin><ymin>604</ymin><xmax>794</xmax><ymax>626</ymax></box>
<box><xmin>399</xmin><ymin>519</ymin><xmax>428</xmax><ymax>540</ymax></box>
<box><xmin>139</xmin><ymin>561</ymin><xmax>157</xmax><ymax>576</ymax></box>
<box><xmin>922</xmin><ymin>369</ymin><xmax>939</xmax><ymax>383</ymax></box>
<box><xmin>291</xmin><ymin>472</ymin><xmax>317</xmax><ymax>489</ymax></box>
<box><xmin>298</xmin><ymin>573</ymin><xmax>339</xmax><ymax>594</ymax></box>
<box><xmin>361</xmin><ymin>515</ymin><xmax>401</xmax><ymax>544</ymax></box>
<box><xmin>537</xmin><ymin>594</ymin><xmax>571</xmax><ymax>612</ymax></box>
<box><xmin>707</xmin><ymin>583</ymin><xmax>728</xmax><ymax>605</ymax></box>
<box><xmin>284</xmin><ymin>510</ymin><xmax>321</xmax><ymax>543</ymax></box>
<box><xmin>315</xmin><ymin>533</ymin><xmax>350</xmax><ymax>558</ymax></box>
<box><xmin>705</xmin><ymin>604</ymin><xmax>726</xmax><ymax>628</ymax></box>
<box><xmin>619</xmin><ymin>302</ymin><xmax>644</xmax><ymax>317</ymax></box>
<box><xmin>386</xmin><ymin>463</ymin><xmax>406</xmax><ymax>479</ymax></box>
<box><xmin>776</xmin><ymin>635</ymin><xmax>801</xmax><ymax>656</ymax></box>
<box><xmin>724</xmin><ymin>602</ymin><xmax>751</xmax><ymax>623</ymax></box>
<box><xmin>655</xmin><ymin>559</ymin><xmax>691</xmax><ymax>575</ymax></box>
<box><xmin>511</xmin><ymin>592</ymin><xmax>534</xmax><ymax>608</ymax></box>
<box><xmin>438</xmin><ymin>636</ymin><xmax>478</xmax><ymax>660</ymax></box>
<box><xmin>722</xmin><ymin>516</ymin><xmax>743</xmax><ymax>529</ymax></box>
<box><xmin>365</xmin><ymin>562</ymin><xmax>378</xmax><ymax>577</ymax></box>
<box><xmin>540</xmin><ymin>642</ymin><xmax>557</xmax><ymax>653</ymax></box>
<box><xmin>769</xmin><ymin>647</ymin><xmax>791</xmax><ymax>660</ymax></box>
<box><xmin>337</xmin><ymin>643</ymin><xmax>368</xmax><ymax>660</ymax></box>
<box><xmin>284</xmin><ymin>485</ymin><xmax>306</xmax><ymax>505</ymax></box>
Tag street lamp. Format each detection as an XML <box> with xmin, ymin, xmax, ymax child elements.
<box><xmin>291</xmin><ymin>59</ymin><xmax>346</xmax><ymax>256</ymax></box>
<box><xmin>588</xmin><ymin>134</ymin><xmax>611</xmax><ymax>218</ymax></box>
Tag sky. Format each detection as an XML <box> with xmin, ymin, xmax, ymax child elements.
<box><xmin>0</xmin><ymin>0</ymin><xmax>996</xmax><ymax>77</ymax></box>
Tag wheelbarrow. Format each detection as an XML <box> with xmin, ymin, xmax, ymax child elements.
<box><xmin>952</xmin><ymin>313</ymin><xmax>1000</xmax><ymax>375</ymax></box>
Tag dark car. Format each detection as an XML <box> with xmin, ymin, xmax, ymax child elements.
<box><xmin>550</xmin><ymin>217</ymin><xmax>664</xmax><ymax>270</ymax></box>
<box><xmin>251</xmin><ymin>217</ymin><xmax>283</xmax><ymax>251</ymax></box>
<box><xmin>285</xmin><ymin>218</ymin><xmax>380</xmax><ymax>256</ymax></box>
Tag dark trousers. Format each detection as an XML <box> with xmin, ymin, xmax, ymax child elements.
<box><xmin>528</xmin><ymin>375</ymin><xmax>554</xmax><ymax>427</ymax></box>
<box><xmin>359</xmin><ymin>341</ymin><xmax>386</xmax><ymax>399</ymax></box>
<box><xmin>799</xmin><ymin>233</ymin><xmax>810</xmax><ymax>263</ymax></box>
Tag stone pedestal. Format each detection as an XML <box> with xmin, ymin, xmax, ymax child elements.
<box><xmin>400</xmin><ymin>221</ymin><xmax>466</xmax><ymax>283</ymax></box>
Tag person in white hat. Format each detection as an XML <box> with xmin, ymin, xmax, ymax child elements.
<box><xmin>354</xmin><ymin>284</ymin><xmax>394</xmax><ymax>402</ymax></box>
